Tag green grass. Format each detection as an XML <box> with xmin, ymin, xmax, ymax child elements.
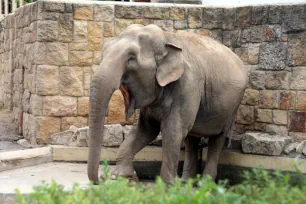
<box><xmin>15</xmin><ymin>162</ymin><xmax>306</xmax><ymax>204</ymax></box>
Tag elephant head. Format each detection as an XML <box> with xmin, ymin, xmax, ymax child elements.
<box><xmin>88</xmin><ymin>24</ymin><xmax>184</xmax><ymax>183</ymax></box>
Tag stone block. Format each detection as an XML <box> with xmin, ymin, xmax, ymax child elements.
<box><xmin>115</xmin><ymin>19</ymin><xmax>134</xmax><ymax>36</ymax></box>
<box><xmin>107</xmin><ymin>90</ymin><xmax>125</xmax><ymax>124</ymax></box>
<box><xmin>102</xmin><ymin>124</ymin><xmax>123</xmax><ymax>147</ymax></box>
<box><xmin>242</xmin><ymin>132</ymin><xmax>290</xmax><ymax>155</ymax></box>
<box><xmin>174</xmin><ymin>20</ymin><xmax>187</xmax><ymax>30</ymax></box>
<box><xmin>296</xmin><ymin>92</ymin><xmax>306</xmax><ymax>111</ymax></box>
<box><xmin>43</xmin><ymin>96</ymin><xmax>77</xmax><ymax>117</ymax></box>
<box><xmin>234</xmin><ymin>47</ymin><xmax>248</xmax><ymax>64</ymax></box>
<box><xmin>289</xmin><ymin>111</ymin><xmax>306</xmax><ymax>132</ymax></box>
<box><xmin>188</xmin><ymin>8</ymin><xmax>202</xmax><ymax>29</ymax></box>
<box><xmin>248</xmin><ymin>43</ymin><xmax>260</xmax><ymax>65</ymax></box>
<box><xmin>280</xmin><ymin>91</ymin><xmax>296</xmax><ymax>110</ymax></box>
<box><xmin>144</xmin><ymin>7</ymin><xmax>170</xmax><ymax>19</ymax></box>
<box><xmin>288</xmin><ymin>33</ymin><xmax>306</xmax><ymax>67</ymax></box>
<box><xmin>33</xmin><ymin>42</ymin><xmax>46</xmax><ymax>65</ymax></box>
<box><xmin>254</xmin><ymin>122</ymin><xmax>266</xmax><ymax>131</ymax></box>
<box><xmin>241</xmin><ymin>89</ymin><xmax>259</xmax><ymax>106</ymax></box>
<box><xmin>115</xmin><ymin>5</ymin><xmax>144</xmax><ymax>19</ymax></box>
<box><xmin>37</xmin><ymin>20</ymin><xmax>58</xmax><ymax>42</ymax></box>
<box><xmin>258</xmin><ymin>90</ymin><xmax>279</xmax><ymax>109</ymax></box>
<box><xmin>44</xmin><ymin>2</ymin><xmax>65</xmax><ymax>12</ymax></box>
<box><xmin>255</xmin><ymin>109</ymin><xmax>273</xmax><ymax>123</ymax></box>
<box><xmin>284</xmin><ymin>142</ymin><xmax>299</xmax><ymax>154</ymax></box>
<box><xmin>30</xmin><ymin>95</ymin><xmax>43</xmax><ymax>116</ymax></box>
<box><xmin>59</xmin><ymin>13</ymin><xmax>73</xmax><ymax>43</ymax></box>
<box><xmin>282</xmin><ymin>5</ymin><xmax>306</xmax><ymax>33</ymax></box>
<box><xmin>49</xmin><ymin>130</ymin><xmax>75</xmax><ymax>145</ymax></box>
<box><xmin>273</xmin><ymin>110</ymin><xmax>287</xmax><ymax>125</ymax></box>
<box><xmin>36</xmin><ymin>65</ymin><xmax>59</xmax><ymax>96</ymax></box>
<box><xmin>265</xmin><ymin>124</ymin><xmax>288</xmax><ymax>136</ymax></box>
<box><xmin>37</xmin><ymin>12</ymin><xmax>60</xmax><ymax>21</ymax></box>
<box><xmin>78</xmin><ymin>97</ymin><xmax>89</xmax><ymax>117</ymax></box>
<box><xmin>296</xmin><ymin>140</ymin><xmax>306</xmax><ymax>153</ymax></box>
<box><xmin>88</xmin><ymin>22</ymin><xmax>102</xmax><ymax>51</ymax></box>
<box><xmin>36</xmin><ymin>116</ymin><xmax>61</xmax><ymax>142</ymax></box>
<box><xmin>93</xmin><ymin>51</ymin><xmax>103</xmax><ymax>65</ymax></box>
<box><xmin>236</xmin><ymin>105</ymin><xmax>254</xmax><ymax>125</ymax></box>
<box><xmin>265</xmin><ymin>71</ymin><xmax>290</xmax><ymax>90</ymax></box>
<box><xmin>259</xmin><ymin>42</ymin><xmax>287</xmax><ymax>70</ymax></box>
<box><xmin>222</xmin><ymin>8</ymin><xmax>236</xmax><ymax>30</ymax></box>
<box><xmin>133</xmin><ymin>19</ymin><xmax>153</xmax><ymax>26</ymax></box>
<box><xmin>84</xmin><ymin>72</ymin><xmax>91</xmax><ymax>97</ymax></box>
<box><xmin>69</xmin><ymin>51</ymin><xmax>93</xmax><ymax>66</ymax></box>
<box><xmin>65</xmin><ymin>3</ymin><xmax>73</xmax><ymax>13</ymax></box>
<box><xmin>290</xmin><ymin>67</ymin><xmax>306</xmax><ymax>90</ymax></box>
<box><xmin>251</xmin><ymin>6</ymin><xmax>268</xmax><ymax>25</ymax></box>
<box><xmin>249</xmin><ymin>25</ymin><xmax>264</xmax><ymax>43</ymax></box>
<box><xmin>235</xmin><ymin>6</ymin><xmax>251</xmax><ymax>28</ymax></box>
<box><xmin>170</xmin><ymin>7</ymin><xmax>185</xmax><ymax>20</ymax></box>
<box><xmin>289</xmin><ymin>132</ymin><xmax>306</xmax><ymax>142</ymax></box>
<box><xmin>222</xmin><ymin>30</ymin><xmax>241</xmax><ymax>48</ymax></box>
<box><xmin>94</xmin><ymin>5</ymin><xmax>114</xmax><ymax>22</ymax></box>
<box><xmin>202</xmin><ymin>8</ymin><xmax>223</xmax><ymax>29</ymax></box>
<box><xmin>74</xmin><ymin>21</ymin><xmax>87</xmax><ymax>43</ymax></box>
<box><xmin>268</xmin><ymin>5</ymin><xmax>284</xmax><ymax>24</ymax></box>
<box><xmin>210</xmin><ymin>29</ymin><xmax>222</xmax><ymax>42</ymax></box>
<box><xmin>46</xmin><ymin>42</ymin><xmax>69</xmax><ymax>66</ymax></box>
<box><xmin>123</xmin><ymin>125</ymin><xmax>137</xmax><ymax>140</ymax></box>
<box><xmin>74</xmin><ymin>4</ymin><xmax>93</xmax><ymax>20</ymax></box>
<box><xmin>263</xmin><ymin>25</ymin><xmax>281</xmax><ymax>42</ymax></box>
<box><xmin>60</xmin><ymin>66</ymin><xmax>83</xmax><ymax>97</ymax></box>
<box><xmin>69</xmin><ymin>43</ymin><xmax>87</xmax><ymax>51</ymax></box>
<box><xmin>62</xmin><ymin>117</ymin><xmax>88</xmax><ymax>131</ymax></box>
<box><xmin>103</xmin><ymin>22</ymin><xmax>114</xmax><ymax>37</ymax></box>
<box><xmin>240</xmin><ymin>28</ymin><xmax>251</xmax><ymax>43</ymax></box>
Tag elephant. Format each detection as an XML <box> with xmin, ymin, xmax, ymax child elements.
<box><xmin>88</xmin><ymin>24</ymin><xmax>248</xmax><ymax>184</ymax></box>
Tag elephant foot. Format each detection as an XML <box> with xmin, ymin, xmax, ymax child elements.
<box><xmin>108</xmin><ymin>165</ymin><xmax>139</xmax><ymax>183</ymax></box>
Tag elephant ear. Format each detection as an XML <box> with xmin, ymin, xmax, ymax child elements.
<box><xmin>156</xmin><ymin>32</ymin><xmax>184</xmax><ymax>87</ymax></box>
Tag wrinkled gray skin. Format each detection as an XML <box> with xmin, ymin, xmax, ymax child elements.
<box><xmin>88</xmin><ymin>24</ymin><xmax>248</xmax><ymax>184</ymax></box>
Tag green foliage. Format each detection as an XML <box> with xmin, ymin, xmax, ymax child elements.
<box><xmin>15</xmin><ymin>165</ymin><xmax>306</xmax><ymax>204</ymax></box>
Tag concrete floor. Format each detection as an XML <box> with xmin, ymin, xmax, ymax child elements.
<box><xmin>0</xmin><ymin>162</ymin><xmax>112</xmax><ymax>194</ymax></box>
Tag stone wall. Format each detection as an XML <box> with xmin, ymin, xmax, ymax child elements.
<box><xmin>0</xmin><ymin>1</ymin><xmax>305</xmax><ymax>144</ymax></box>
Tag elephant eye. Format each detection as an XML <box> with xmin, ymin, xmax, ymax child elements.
<box><xmin>127</xmin><ymin>55</ymin><xmax>137</xmax><ymax>67</ymax></box>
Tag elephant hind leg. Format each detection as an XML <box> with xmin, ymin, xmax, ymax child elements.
<box><xmin>182</xmin><ymin>136</ymin><xmax>201</xmax><ymax>181</ymax></box>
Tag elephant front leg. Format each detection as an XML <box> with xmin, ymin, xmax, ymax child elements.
<box><xmin>110</xmin><ymin>112</ymin><xmax>160</xmax><ymax>181</ymax></box>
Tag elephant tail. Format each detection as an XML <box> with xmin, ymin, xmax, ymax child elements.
<box><xmin>225</xmin><ymin>105</ymin><xmax>240</xmax><ymax>148</ymax></box>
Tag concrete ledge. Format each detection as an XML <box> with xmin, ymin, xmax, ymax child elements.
<box><xmin>0</xmin><ymin>147</ymin><xmax>52</xmax><ymax>172</ymax></box>
<box><xmin>52</xmin><ymin>146</ymin><xmax>306</xmax><ymax>173</ymax></box>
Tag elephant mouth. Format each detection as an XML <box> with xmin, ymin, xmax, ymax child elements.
<box><xmin>120</xmin><ymin>84</ymin><xmax>135</xmax><ymax>120</ymax></box>
<box><xmin>119</xmin><ymin>84</ymin><xmax>130</xmax><ymax>113</ymax></box>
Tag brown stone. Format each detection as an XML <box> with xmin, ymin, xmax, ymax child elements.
<box><xmin>115</xmin><ymin>19</ymin><xmax>134</xmax><ymax>36</ymax></box>
<box><xmin>265</xmin><ymin>71</ymin><xmax>290</xmax><ymax>90</ymax></box>
<box><xmin>59</xmin><ymin>13</ymin><xmax>73</xmax><ymax>43</ymax></box>
<box><xmin>94</xmin><ymin>5</ymin><xmax>114</xmax><ymax>22</ymax></box>
<box><xmin>88</xmin><ymin>22</ymin><xmax>102</xmax><ymax>51</ymax></box>
<box><xmin>74</xmin><ymin>4</ymin><xmax>93</xmax><ymax>20</ymax></box>
<box><xmin>235</xmin><ymin>6</ymin><xmax>251</xmax><ymax>28</ymax></box>
<box><xmin>115</xmin><ymin>5</ymin><xmax>144</xmax><ymax>19</ymax></box>
<box><xmin>107</xmin><ymin>90</ymin><xmax>125</xmax><ymax>124</ymax></box>
<box><xmin>43</xmin><ymin>96</ymin><xmax>77</xmax><ymax>117</ymax></box>
<box><xmin>289</xmin><ymin>111</ymin><xmax>306</xmax><ymax>132</ymax></box>
<box><xmin>133</xmin><ymin>19</ymin><xmax>153</xmax><ymax>26</ymax></box>
<box><xmin>241</xmin><ymin>89</ymin><xmax>259</xmax><ymax>106</ymax></box>
<box><xmin>103</xmin><ymin>22</ymin><xmax>114</xmax><ymax>37</ymax></box>
<box><xmin>170</xmin><ymin>7</ymin><xmax>185</xmax><ymax>20</ymax></box>
<box><xmin>74</xmin><ymin>21</ymin><xmax>87</xmax><ymax>43</ymax></box>
<box><xmin>36</xmin><ymin>116</ymin><xmax>61</xmax><ymax>142</ymax></box>
<box><xmin>265</xmin><ymin>124</ymin><xmax>288</xmax><ymax>136</ymax></box>
<box><xmin>248</xmin><ymin>43</ymin><xmax>260</xmax><ymax>65</ymax></box>
<box><xmin>83</xmin><ymin>72</ymin><xmax>91</xmax><ymax>97</ymax></box>
<box><xmin>62</xmin><ymin>117</ymin><xmax>88</xmax><ymax>131</ymax></box>
<box><xmin>60</xmin><ymin>66</ymin><xmax>83</xmax><ymax>96</ymax></box>
<box><xmin>259</xmin><ymin>90</ymin><xmax>279</xmax><ymax>109</ymax></box>
<box><xmin>37</xmin><ymin>20</ymin><xmax>58</xmax><ymax>42</ymax></box>
<box><xmin>78</xmin><ymin>97</ymin><xmax>89</xmax><ymax>116</ymax></box>
<box><xmin>255</xmin><ymin>109</ymin><xmax>273</xmax><ymax>123</ymax></box>
<box><xmin>46</xmin><ymin>42</ymin><xmax>69</xmax><ymax>66</ymax></box>
<box><xmin>236</xmin><ymin>105</ymin><xmax>254</xmax><ymax>125</ymax></box>
<box><xmin>280</xmin><ymin>91</ymin><xmax>296</xmax><ymax>110</ymax></box>
<box><xmin>30</xmin><ymin>95</ymin><xmax>43</xmax><ymax>116</ymax></box>
<box><xmin>188</xmin><ymin>8</ymin><xmax>202</xmax><ymax>29</ymax></box>
<box><xmin>235</xmin><ymin>47</ymin><xmax>248</xmax><ymax>64</ymax></box>
<box><xmin>69</xmin><ymin>43</ymin><xmax>87</xmax><ymax>51</ymax></box>
<box><xmin>36</xmin><ymin>65</ymin><xmax>59</xmax><ymax>96</ymax></box>
<box><xmin>296</xmin><ymin>92</ymin><xmax>306</xmax><ymax>110</ymax></box>
<box><xmin>273</xmin><ymin>110</ymin><xmax>287</xmax><ymax>125</ymax></box>
<box><xmin>144</xmin><ymin>7</ymin><xmax>170</xmax><ymax>19</ymax></box>
<box><xmin>290</xmin><ymin>67</ymin><xmax>306</xmax><ymax>90</ymax></box>
<box><xmin>44</xmin><ymin>2</ymin><xmax>65</xmax><ymax>12</ymax></box>
<box><xmin>33</xmin><ymin>42</ymin><xmax>46</xmax><ymax>65</ymax></box>
<box><xmin>254</xmin><ymin>122</ymin><xmax>266</xmax><ymax>131</ymax></box>
<box><xmin>69</xmin><ymin>51</ymin><xmax>93</xmax><ymax>66</ymax></box>
<box><xmin>249</xmin><ymin>71</ymin><xmax>266</xmax><ymax>90</ymax></box>
<box><xmin>288</xmin><ymin>33</ymin><xmax>306</xmax><ymax>67</ymax></box>
<box><xmin>289</xmin><ymin>132</ymin><xmax>306</xmax><ymax>142</ymax></box>
<box><xmin>93</xmin><ymin>51</ymin><xmax>102</xmax><ymax>65</ymax></box>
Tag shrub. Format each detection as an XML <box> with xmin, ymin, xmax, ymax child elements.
<box><xmin>15</xmin><ymin>164</ymin><xmax>306</xmax><ymax>204</ymax></box>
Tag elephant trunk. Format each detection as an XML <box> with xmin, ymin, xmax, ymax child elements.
<box><xmin>87</xmin><ymin>62</ymin><xmax>124</xmax><ymax>184</ymax></box>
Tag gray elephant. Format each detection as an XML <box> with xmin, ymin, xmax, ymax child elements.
<box><xmin>88</xmin><ymin>24</ymin><xmax>248</xmax><ymax>184</ymax></box>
